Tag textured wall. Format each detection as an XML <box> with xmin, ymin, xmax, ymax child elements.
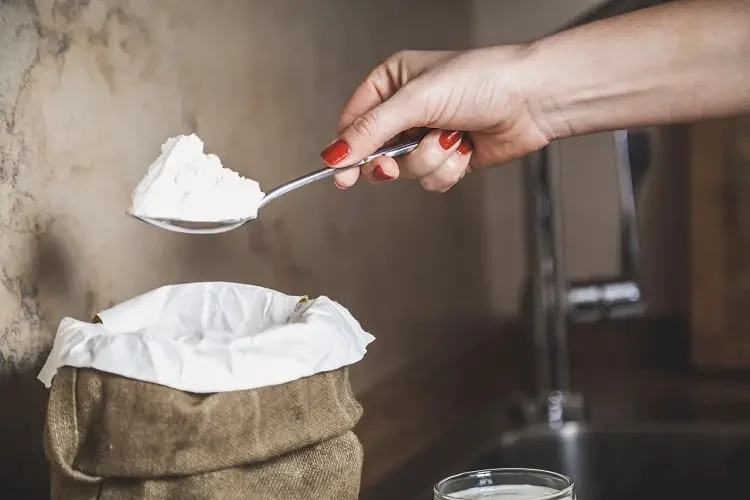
<box><xmin>0</xmin><ymin>1</ymin><xmax>478</xmax><ymax>496</ymax></box>
<box><xmin>0</xmin><ymin>0</ymin><xmax>685</xmax><ymax>498</ymax></box>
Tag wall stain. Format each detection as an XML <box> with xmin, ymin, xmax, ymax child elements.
<box><xmin>1</xmin><ymin>4</ymin><xmax>40</xmax><ymax>137</ymax></box>
<box><xmin>324</xmin><ymin>219</ymin><xmax>344</xmax><ymax>251</ymax></box>
<box><xmin>247</xmin><ymin>221</ymin><xmax>270</xmax><ymax>257</ymax></box>
<box><xmin>0</xmin><ymin>264</ymin><xmax>46</xmax><ymax>368</ymax></box>
<box><xmin>0</xmin><ymin>152</ymin><xmax>20</xmax><ymax>186</ymax></box>
<box><xmin>13</xmin><ymin>0</ymin><xmax>158</xmax><ymax>94</ymax></box>
<box><xmin>0</xmin><ymin>1</ymin><xmax>48</xmax><ymax>408</ymax></box>
<box><xmin>83</xmin><ymin>289</ymin><xmax>96</xmax><ymax>319</ymax></box>
<box><xmin>86</xmin><ymin>4</ymin><xmax>154</xmax><ymax>91</ymax></box>
<box><xmin>54</xmin><ymin>30</ymin><xmax>70</xmax><ymax>55</ymax></box>
<box><xmin>183</xmin><ymin>109</ymin><xmax>199</xmax><ymax>134</ymax></box>
<box><xmin>50</xmin><ymin>0</ymin><xmax>90</xmax><ymax>24</ymax></box>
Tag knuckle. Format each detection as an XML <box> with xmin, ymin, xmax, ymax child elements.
<box><xmin>442</xmin><ymin>175</ymin><xmax>462</xmax><ymax>192</ymax></box>
<box><xmin>386</xmin><ymin>50</ymin><xmax>425</xmax><ymax>86</ymax></box>
<box><xmin>437</xmin><ymin>179</ymin><xmax>459</xmax><ymax>193</ymax></box>
<box><xmin>419</xmin><ymin>177</ymin><xmax>439</xmax><ymax>192</ymax></box>
<box><xmin>389</xmin><ymin>50</ymin><xmax>412</xmax><ymax>64</ymax></box>
<box><xmin>351</xmin><ymin>113</ymin><xmax>379</xmax><ymax>139</ymax></box>
<box><xmin>420</xmin><ymin>175</ymin><xmax>448</xmax><ymax>193</ymax></box>
<box><xmin>423</xmin><ymin>146</ymin><xmax>447</xmax><ymax>168</ymax></box>
<box><xmin>422</xmin><ymin>168</ymin><xmax>462</xmax><ymax>193</ymax></box>
<box><xmin>450</xmin><ymin>169</ymin><xmax>463</xmax><ymax>184</ymax></box>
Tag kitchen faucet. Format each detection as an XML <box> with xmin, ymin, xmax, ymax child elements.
<box><xmin>515</xmin><ymin>129</ymin><xmax>650</xmax><ymax>427</ymax></box>
<box><xmin>507</xmin><ymin>0</ymin><xmax>669</xmax><ymax>429</ymax></box>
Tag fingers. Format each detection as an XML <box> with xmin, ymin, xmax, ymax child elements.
<box><xmin>363</xmin><ymin>156</ymin><xmax>400</xmax><ymax>185</ymax></box>
<box><xmin>419</xmin><ymin>138</ymin><xmax>473</xmax><ymax>192</ymax></box>
<box><xmin>335</xmin><ymin>131</ymin><xmax>473</xmax><ymax>191</ymax></box>
<box><xmin>321</xmin><ymin>84</ymin><xmax>424</xmax><ymax>169</ymax></box>
<box><xmin>325</xmin><ymin>50</ymin><xmax>458</xmax><ymax>189</ymax></box>
<box><xmin>335</xmin><ymin>128</ymin><xmax>459</xmax><ymax>188</ymax></box>
<box><xmin>323</xmin><ymin>50</ymin><xmax>451</xmax><ymax>170</ymax></box>
<box><xmin>333</xmin><ymin>155</ymin><xmax>400</xmax><ymax>189</ymax></box>
<box><xmin>335</xmin><ymin>51</ymin><xmax>455</xmax><ymax>135</ymax></box>
<box><xmin>394</xmin><ymin>129</ymin><xmax>463</xmax><ymax>179</ymax></box>
<box><xmin>332</xmin><ymin>162</ymin><xmax>360</xmax><ymax>189</ymax></box>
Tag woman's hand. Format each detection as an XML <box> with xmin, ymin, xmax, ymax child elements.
<box><xmin>320</xmin><ymin>46</ymin><xmax>551</xmax><ymax>192</ymax></box>
<box><xmin>320</xmin><ymin>0</ymin><xmax>750</xmax><ymax>193</ymax></box>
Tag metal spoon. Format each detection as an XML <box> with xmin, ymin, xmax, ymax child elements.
<box><xmin>127</xmin><ymin>137</ymin><xmax>421</xmax><ymax>235</ymax></box>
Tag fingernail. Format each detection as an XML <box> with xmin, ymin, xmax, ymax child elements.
<box><xmin>373</xmin><ymin>164</ymin><xmax>394</xmax><ymax>182</ymax></box>
<box><xmin>438</xmin><ymin>130</ymin><xmax>462</xmax><ymax>150</ymax></box>
<box><xmin>333</xmin><ymin>178</ymin><xmax>347</xmax><ymax>190</ymax></box>
<box><xmin>320</xmin><ymin>139</ymin><xmax>351</xmax><ymax>166</ymax></box>
<box><xmin>457</xmin><ymin>139</ymin><xmax>473</xmax><ymax>156</ymax></box>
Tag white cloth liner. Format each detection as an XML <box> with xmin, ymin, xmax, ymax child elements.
<box><xmin>38</xmin><ymin>282</ymin><xmax>374</xmax><ymax>393</ymax></box>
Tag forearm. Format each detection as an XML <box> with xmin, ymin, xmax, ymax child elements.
<box><xmin>525</xmin><ymin>0</ymin><xmax>750</xmax><ymax>139</ymax></box>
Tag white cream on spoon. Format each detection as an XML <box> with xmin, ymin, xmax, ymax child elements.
<box><xmin>128</xmin><ymin>134</ymin><xmax>422</xmax><ymax>235</ymax></box>
<box><xmin>130</xmin><ymin>134</ymin><xmax>264</xmax><ymax>223</ymax></box>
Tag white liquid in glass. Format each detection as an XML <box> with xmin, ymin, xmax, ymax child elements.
<box><xmin>447</xmin><ymin>484</ymin><xmax>571</xmax><ymax>499</ymax></box>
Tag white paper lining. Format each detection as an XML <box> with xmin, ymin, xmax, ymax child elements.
<box><xmin>38</xmin><ymin>282</ymin><xmax>374</xmax><ymax>393</ymax></box>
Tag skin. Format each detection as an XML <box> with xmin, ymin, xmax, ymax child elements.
<box><xmin>322</xmin><ymin>0</ymin><xmax>750</xmax><ymax>193</ymax></box>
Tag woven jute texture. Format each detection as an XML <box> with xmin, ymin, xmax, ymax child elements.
<box><xmin>45</xmin><ymin>366</ymin><xmax>363</xmax><ymax>500</ymax></box>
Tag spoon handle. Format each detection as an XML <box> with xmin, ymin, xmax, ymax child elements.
<box><xmin>258</xmin><ymin>137</ymin><xmax>422</xmax><ymax>208</ymax></box>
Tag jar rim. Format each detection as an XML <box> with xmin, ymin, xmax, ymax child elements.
<box><xmin>434</xmin><ymin>468</ymin><xmax>575</xmax><ymax>500</ymax></box>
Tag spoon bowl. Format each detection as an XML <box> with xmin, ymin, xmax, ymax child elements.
<box><xmin>126</xmin><ymin>210</ymin><xmax>248</xmax><ymax>234</ymax></box>
<box><xmin>127</xmin><ymin>137</ymin><xmax>422</xmax><ymax>234</ymax></box>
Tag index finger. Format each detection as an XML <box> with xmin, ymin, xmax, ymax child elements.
<box><xmin>336</xmin><ymin>65</ymin><xmax>399</xmax><ymax>135</ymax></box>
<box><xmin>336</xmin><ymin>50</ymin><xmax>455</xmax><ymax>134</ymax></box>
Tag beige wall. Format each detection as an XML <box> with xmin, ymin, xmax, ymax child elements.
<box><xmin>0</xmin><ymin>0</ymin><xmax>685</xmax><ymax>497</ymax></box>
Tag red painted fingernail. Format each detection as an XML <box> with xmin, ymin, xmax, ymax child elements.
<box><xmin>438</xmin><ymin>130</ymin><xmax>461</xmax><ymax>150</ymax></box>
<box><xmin>373</xmin><ymin>164</ymin><xmax>394</xmax><ymax>182</ymax></box>
<box><xmin>457</xmin><ymin>139</ymin><xmax>473</xmax><ymax>155</ymax></box>
<box><xmin>320</xmin><ymin>139</ymin><xmax>351</xmax><ymax>166</ymax></box>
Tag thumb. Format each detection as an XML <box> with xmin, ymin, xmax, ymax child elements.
<box><xmin>320</xmin><ymin>86</ymin><xmax>424</xmax><ymax>167</ymax></box>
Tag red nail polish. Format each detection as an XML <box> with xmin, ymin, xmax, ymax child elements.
<box><xmin>438</xmin><ymin>130</ymin><xmax>461</xmax><ymax>150</ymax></box>
<box><xmin>320</xmin><ymin>140</ymin><xmax>351</xmax><ymax>166</ymax></box>
<box><xmin>373</xmin><ymin>164</ymin><xmax>394</xmax><ymax>182</ymax></box>
<box><xmin>457</xmin><ymin>139</ymin><xmax>473</xmax><ymax>155</ymax></box>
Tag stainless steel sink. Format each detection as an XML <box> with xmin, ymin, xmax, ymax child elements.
<box><xmin>468</xmin><ymin>423</ymin><xmax>750</xmax><ymax>500</ymax></box>
<box><xmin>363</xmin><ymin>422</ymin><xmax>750</xmax><ymax>500</ymax></box>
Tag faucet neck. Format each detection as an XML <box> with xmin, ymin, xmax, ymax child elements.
<box><xmin>523</xmin><ymin>142</ymin><xmax>570</xmax><ymax>395</ymax></box>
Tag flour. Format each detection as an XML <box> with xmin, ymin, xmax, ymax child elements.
<box><xmin>130</xmin><ymin>134</ymin><xmax>265</xmax><ymax>222</ymax></box>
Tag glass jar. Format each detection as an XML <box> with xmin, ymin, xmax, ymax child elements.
<box><xmin>434</xmin><ymin>468</ymin><xmax>575</xmax><ymax>500</ymax></box>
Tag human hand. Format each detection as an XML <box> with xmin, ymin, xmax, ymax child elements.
<box><xmin>320</xmin><ymin>46</ymin><xmax>553</xmax><ymax>192</ymax></box>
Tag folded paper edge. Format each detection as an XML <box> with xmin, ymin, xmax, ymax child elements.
<box><xmin>37</xmin><ymin>291</ymin><xmax>374</xmax><ymax>393</ymax></box>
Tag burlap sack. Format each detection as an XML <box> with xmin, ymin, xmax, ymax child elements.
<box><xmin>44</xmin><ymin>365</ymin><xmax>364</xmax><ymax>500</ymax></box>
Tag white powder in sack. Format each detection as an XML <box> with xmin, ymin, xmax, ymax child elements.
<box><xmin>130</xmin><ymin>134</ymin><xmax>265</xmax><ymax>222</ymax></box>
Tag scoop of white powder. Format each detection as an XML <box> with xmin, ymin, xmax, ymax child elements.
<box><xmin>130</xmin><ymin>134</ymin><xmax>265</xmax><ymax>222</ymax></box>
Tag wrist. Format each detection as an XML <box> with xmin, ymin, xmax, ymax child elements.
<box><xmin>513</xmin><ymin>39</ymin><xmax>577</xmax><ymax>142</ymax></box>
<box><xmin>472</xmin><ymin>44</ymin><xmax>568</xmax><ymax>144</ymax></box>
